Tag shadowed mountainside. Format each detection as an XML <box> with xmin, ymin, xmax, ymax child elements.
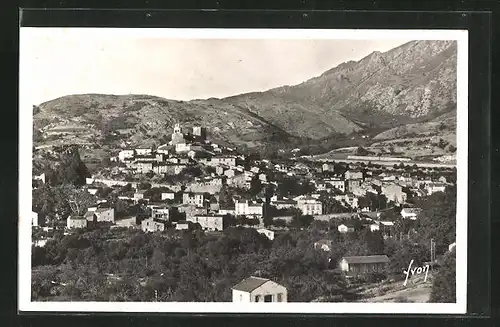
<box><xmin>33</xmin><ymin>40</ymin><xmax>457</xmax><ymax>157</ymax></box>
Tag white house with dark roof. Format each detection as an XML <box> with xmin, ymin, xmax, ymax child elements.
<box><xmin>118</xmin><ymin>149</ymin><xmax>135</xmax><ymax>162</ymax></box>
<box><xmin>401</xmin><ymin>207</ymin><xmax>422</xmax><ymax>220</ymax></box>
<box><xmin>232</xmin><ymin>276</ymin><xmax>287</xmax><ymax>303</ymax></box>
<box><xmin>339</xmin><ymin>255</ymin><xmax>390</xmax><ymax>276</ymax></box>
<box><xmin>338</xmin><ymin>224</ymin><xmax>355</xmax><ymax>234</ymax></box>
<box><xmin>426</xmin><ymin>183</ymin><xmax>446</xmax><ymax>195</ymax></box>
<box><xmin>256</xmin><ymin>228</ymin><xmax>275</xmax><ymax>240</ymax></box>
<box><xmin>161</xmin><ymin>190</ymin><xmax>175</xmax><ymax>200</ymax></box>
<box><xmin>345</xmin><ymin>170</ymin><xmax>363</xmax><ymax>180</ymax></box>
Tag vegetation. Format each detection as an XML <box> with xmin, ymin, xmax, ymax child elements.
<box><xmin>429</xmin><ymin>249</ymin><xmax>456</xmax><ymax>303</ymax></box>
<box><xmin>32</xmin><ymin>183</ymin><xmax>456</xmax><ymax>303</ymax></box>
<box><xmin>32</xmin><ymin>227</ymin><xmax>353</xmax><ymax>302</ymax></box>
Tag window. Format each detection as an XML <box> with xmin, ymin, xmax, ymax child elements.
<box><xmin>255</xmin><ymin>295</ymin><xmax>260</xmax><ymax>302</ymax></box>
<box><xmin>264</xmin><ymin>295</ymin><xmax>272</xmax><ymax>302</ymax></box>
<box><xmin>277</xmin><ymin>293</ymin><xmax>283</xmax><ymax>302</ymax></box>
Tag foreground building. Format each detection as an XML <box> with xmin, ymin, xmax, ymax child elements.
<box><xmin>232</xmin><ymin>276</ymin><xmax>287</xmax><ymax>302</ymax></box>
<box><xmin>339</xmin><ymin>255</ymin><xmax>390</xmax><ymax>276</ymax></box>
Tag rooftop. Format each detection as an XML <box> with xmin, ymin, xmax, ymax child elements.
<box><xmin>342</xmin><ymin>255</ymin><xmax>390</xmax><ymax>264</ymax></box>
<box><xmin>401</xmin><ymin>208</ymin><xmax>422</xmax><ymax>214</ymax></box>
<box><xmin>315</xmin><ymin>239</ymin><xmax>333</xmax><ymax>245</ymax></box>
<box><xmin>232</xmin><ymin>276</ymin><xmax>270</xmax><ymax>292</ymax></box>
<box><xmin>68</xmin><ymin>216</ymin><xmax>87</xmax><ymax>220</ymax></box>
<box><xmin>96</xmin><ymin>207</ymin><xmax>113</xmax><ymax>213</ymax></box>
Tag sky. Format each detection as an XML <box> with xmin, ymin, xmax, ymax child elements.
<box><xmin>19</xmin><ymin>29</ymin><xmax>415</xmax><ymax>105</ymax></box>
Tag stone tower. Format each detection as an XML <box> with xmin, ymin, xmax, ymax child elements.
<box><xmin>170</xmin><ymin>123</ymin><xmax>185</xmax><ymax>145</ymax></box>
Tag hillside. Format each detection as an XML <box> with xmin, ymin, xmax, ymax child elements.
<box><xmin>319</xmin><ymin>111</ymin><xmax>457</xmax><ymax>162</ymax></box>
<box><xmin>32</xmin><ymin>40</ymin><xmax>457</xmax><ymax>157</ymax></box>
<box><xmin>269</xmin><ymin>40</ymin><xmax>457</xmax><ymax>128</ymax></box>
<box><xmin>33</xmin><ymin>94</ymin><xmax>305</xmax><ymax>152</ymax></box>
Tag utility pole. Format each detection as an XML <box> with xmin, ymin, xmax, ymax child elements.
<box><xmin>430</xmin><ymin>238</ymin><xmax>435</xmax><ymax>273</ymax></box>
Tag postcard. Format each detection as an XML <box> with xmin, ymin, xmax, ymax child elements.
<box><xmin>19</xmin><ymin>27</ymin><xmax>468</xmax><ymax>314</ymax></box>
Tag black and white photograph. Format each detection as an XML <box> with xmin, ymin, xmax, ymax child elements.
<box><xmin>19</xmin><ymin>28</ymin><xmax>468</xmax><ymax>314</ymax></box>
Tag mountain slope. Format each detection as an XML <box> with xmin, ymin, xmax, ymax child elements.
<box><xmin>33</xmin><ymin>40</ymin><xmax>457</xmax><ymax>156</ymax></box>
<box><xmin>34</xmin><ymin>94</ymin><xmax>306</xmax><ymax>151</ymax></box>
<box><xmin>269</xmin><ymin>40</ymin><xmax>457</xmax><ymax>128</ymax></box>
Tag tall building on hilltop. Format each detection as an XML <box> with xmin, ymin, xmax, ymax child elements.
<box><xmin>170</xmin><ymin>123</ymin><xmax>186</xmax><ymax>145</ymax></box>
<box><xmin>192</xmin><ymin>126</ymin><xmax>207</xmax><ymax>141</ymax></box>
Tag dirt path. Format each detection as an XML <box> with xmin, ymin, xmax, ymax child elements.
<box><xmin>355</xmin><ymin>274</ymin><xmax>433</xmax><ymax>303</ymax></box>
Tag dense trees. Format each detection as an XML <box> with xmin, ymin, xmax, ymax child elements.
<box><xmin>249</xmin><ymin>175</ymin><xmax>263</xmax><ymax>197</ymax></box>
<box><xmin>33</xmin><ymin>183</ymin><xmax>97</xmax><ymax>222</ymax></box>
<box><xmin>55</xmin><ymin>146</ymin><xmax>91</xmax><ymax>186</ymax></box>
<box><xmin>319</xmin><ymin>193</ymin><xmax>350</xmax><ymax>214</ymax></box>
<box><xmin>429</xmin><ymin>249</ymin><xmax>456</xmax><ymax>303</ymax></box>
<box><xmin>276</xmin><ymin>177</ymin><xmax>315</xmax><ymax>198</ymax></box>
<box><xmin>413</xmin><ymin>187</ymin><xmax>456</xmax><ymax>254</ymax></box>
<box><xmin>31</xmin><ymin>225</ymin><xmax>357</xmax><ymax>302</ymax></box>
<box><xmin>33</xmin><ymin>146</ymin><xmax>90</xmax><ymax>187</ymax></box>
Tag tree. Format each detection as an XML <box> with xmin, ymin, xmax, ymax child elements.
<box><xmin>250</xmin><ymin>175</ymin><xmax>263</xmax><ymax>197</ymax></box>
<box><xmin>144</xmin><ymin>188</ymin><xmax>162</xmax><ymax>202</ymax></box>
<box><xmin>290</xmin><ymin>212</ymin><xmax>314</xmax><ymax>229</ymax></box>
<box><xmin>429</xmin><ymin>250</ymin><xmax>456</xmax><ymax>303</ymax></box>
<box><xmin>138</xmin><ymin>182</ymin><xmax>152</xmax><ymax>190</ymax></box>
<box><xmin>52</xmin><ymin>184</ymin><xmax>97</xmax><ymax>217</ymax></box>
<box><xmin>218</xmin><ymin>185</ymin><xmax>235</xmax><ymax>208</ymax></box>
<box><xmin>413</xmin><ymin>187</ymin><xmax>456</xmax><ymax>254</ymax></box>
<box><xmin>263</xmin><ymin>184</ymin><xmax>276</xmax><ymax>227</ymax></box>
<box><xmin>361</xmin><ymin>229</ymin><xmax>385</xmax><ymax>255</ymax></box>
<box><xmin>319</xmin><ymin>195</ymin><xmax>348</xmax><ymax>214</ymax></box>
<box><xmin>32</xmin><ymin>184</ymin><xmax>55</xmax><ymax>221</ymax></box>
<box><xmin>355</xmin><ymin>146</ymin><xmax>369</xmax><ymax>156</ymax></box>
<box><xmin>55</xmin><ymin>146</ymin><xmax>91</xmax><ymax>186</ymax></box>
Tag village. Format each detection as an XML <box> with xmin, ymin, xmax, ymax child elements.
<box><xmin>31</xmin><ymin>123</ymin><xmax>457</xmax><ymax>303</ymax></box>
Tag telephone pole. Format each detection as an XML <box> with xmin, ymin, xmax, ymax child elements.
<box><xmin>430</xmin><ymin>238</ymin><xmax>435</xmax><ymax>272</ymax></box>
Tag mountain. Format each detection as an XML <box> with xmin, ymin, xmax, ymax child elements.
<box><xmin>268</xmin><ymin>40</ymin><xmax>457</xmax><ymax>129</ymax></box>
<box><xmin>33</xmin><ymin>40</ymin><xmax>457</xmax><ymax>158</ymax></box>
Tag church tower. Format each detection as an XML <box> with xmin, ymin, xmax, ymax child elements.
<box><xmin>170</xmin><ymin>122</ymin><xmax>185</xmax><ymax>145</ymax></box>
<box><xmin>174</xmin><ymin>123</ymin><xmax>181</xmax><ymax>134</ymax></box>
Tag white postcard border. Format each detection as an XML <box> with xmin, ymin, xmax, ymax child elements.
<box><xmin>18</xmin><ymin>28</ymin><xmax>468</xmax><ymax>314</ymax></box>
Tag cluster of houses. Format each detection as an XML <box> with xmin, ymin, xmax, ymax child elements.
<box><xmin>317</xmin><ymin>164</ymin><xmax>448</xmax><ymax>205</ymax></box>
<box><xmin>33</xmin><ymin>123</ymin><xmax>452</xmax><ymax>235</ymax></box>
<box><xmin>33</xmin><ymin>123</ymin><xmax>453</xmax><ymax>254</ymax></box>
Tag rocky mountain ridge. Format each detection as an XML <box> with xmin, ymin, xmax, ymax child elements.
<box><xmin>33</xmin><ymin>40</ymin><xmax>457</xmax><ymax>158</ymax></box>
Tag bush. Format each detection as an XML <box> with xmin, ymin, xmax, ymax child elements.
<box><xmin>366</xmin><ymin>272</ymin><xmax>386</xmax><ymax>283</ymax></box>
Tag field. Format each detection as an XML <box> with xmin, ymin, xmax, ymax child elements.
<box><xmin>354</xmin><ymin>273</ymin><xmax>433</xmax><ymax>303</ymax></box>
